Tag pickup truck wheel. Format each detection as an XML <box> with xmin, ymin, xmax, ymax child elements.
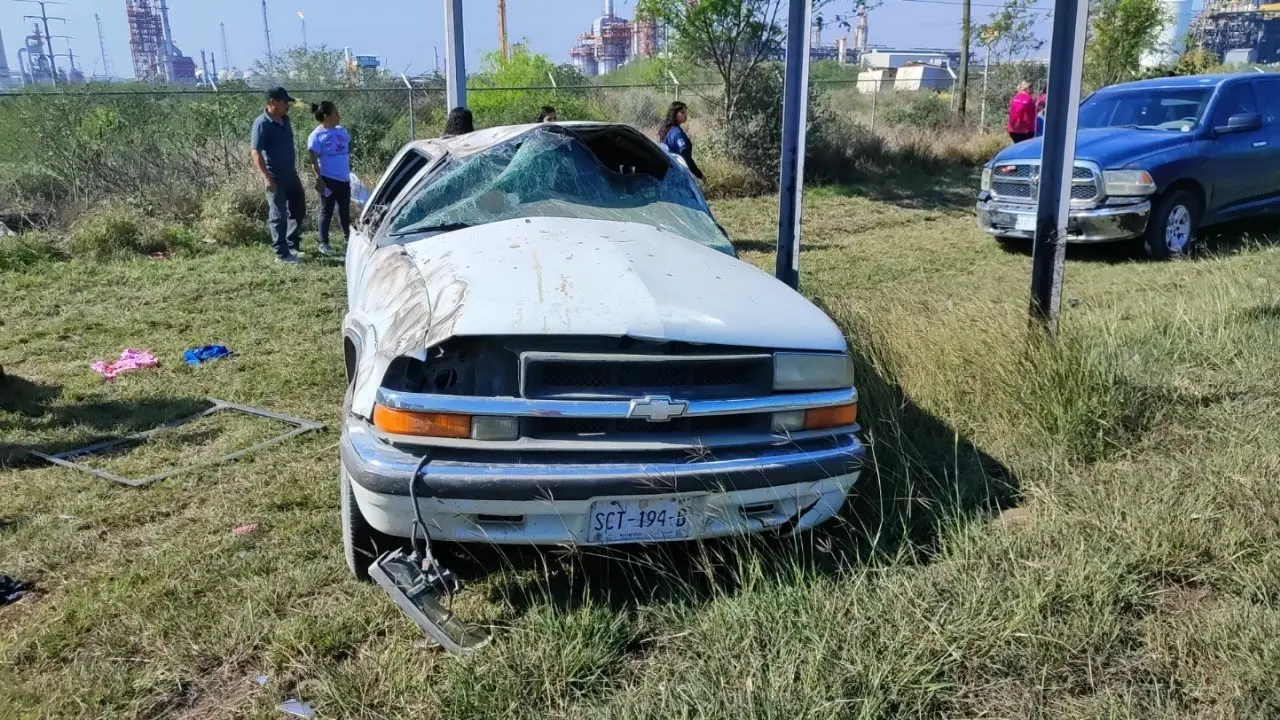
<box><xmin>1143</xmin><ymin>190</ymin><xmax>1200</xmax><ymax>260</ymax></box>
<box><xmin>341</xmin><ymin>464</ymin><xmax>399</xmax><ymax>582</ymax></box>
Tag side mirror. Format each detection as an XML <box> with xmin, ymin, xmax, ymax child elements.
<box><xmin>1214</xmin><ymin>112</ymin><xmax>1262</xmax><ymax>135</ymax></box>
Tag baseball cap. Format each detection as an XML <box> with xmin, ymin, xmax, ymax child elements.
<box><xmin>265</xmin><ymin>86</ymin><xmax>296</xmax><ymax>103</ymax></box>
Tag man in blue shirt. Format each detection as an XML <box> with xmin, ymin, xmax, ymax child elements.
<box><xmin>251</xmin><ymin>87</ymin><xmax>305</xmax><ymax>263</ymax></box>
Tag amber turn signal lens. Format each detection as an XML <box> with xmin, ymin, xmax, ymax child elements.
<box><xmin>373</xmin><ymin>405</ymin><xmax>471</xmax><ymax>438</ymax></box>
<box><xmin>803</xmin><ymin>403</ymin><xmax>858</xmax><ymax>430</ymax></box>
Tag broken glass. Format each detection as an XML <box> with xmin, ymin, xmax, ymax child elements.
<box><xmin>388</xmin><ymin>129</ymin><xmax>732</xmax><ymax>255</ymax></box>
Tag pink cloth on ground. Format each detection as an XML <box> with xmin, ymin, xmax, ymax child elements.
<box><xmin>91</xmin><ymin>348</ymin><xmax>159</xmax><ymax>379</ymax></box>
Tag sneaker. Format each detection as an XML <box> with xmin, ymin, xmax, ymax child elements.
<box><xmin>318</xmin><ymin>243</ymin><xmax>332</xmax><ymax>256</ymax></box>
<box><xmin>276</xmin><ymin>254</ymin><xmax>301</xmax><ymax>264</ymax></box>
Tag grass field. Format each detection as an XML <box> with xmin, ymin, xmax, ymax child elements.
<box><xmin>3</xmin><ymin>174</ymin><xmax>1280</xmax><ymax>719</ymax></box>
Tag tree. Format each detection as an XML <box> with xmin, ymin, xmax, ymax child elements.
<box><xmin>637</xmin><ymin>0</ymin><xmax>787</xmax><ymax>125</ymax></box>
<box><xmin>1084</xmin><ymin>0</ymin><xmax>1168</xmax><ymax>90</ymax></box>
<box><xmin>251</xmin><ymin>45</ymin><xmax>350</xmax><ymax>86</ymax></box>
<box><xmin>976</xmin><ymin>0</ymin><xmax>1048</xmax><ymax>62</ymax></box>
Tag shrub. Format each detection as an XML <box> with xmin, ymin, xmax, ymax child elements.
<box><xmin>0</xmin><ymin>164</ymin><xmax>69</xmax><ymax>221</ymax></box>
<box><xmin>69</xmin><ymin>206</ymin><xmax>149</xmax><ymax>258</ymax></box>
<box><xmin>617</xmin><ymin>90</ymin><xmax>663</xmax><ymax>130</ymax></box>
<box><xmin>880</xmin><ymin>92</ymin><xmax>952</xmax><ymax>131</ymax></box>
<box><xmin>0</xmin><ymin>230</ymin><xmax>66</xmax><ymax>271</ymax></box>
<box><xmin>198</xmin><ymin>181</ymin><xmax>272</xmax><ymax>247</ymax></box>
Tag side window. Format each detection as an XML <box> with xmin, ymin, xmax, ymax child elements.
<box><xmin>361</xmin><ymin>149</ymin><xmax>433</xmax><ymax>226</ymax></box>
<box><xmin>1253</xmin><ymin>78</ymin><xmax>1280</xmax><ymax>125</ymax></box>
<box><xmin>1209</xmin><ymin>83</ymin><xmax>1258</xmax><ymax>128</ymax></box>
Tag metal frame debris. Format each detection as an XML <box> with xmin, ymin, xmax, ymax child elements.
<box><xmin>31</xmin><ymin>398</ymin><xmax>324</xmax><ymax>487</ymax></box>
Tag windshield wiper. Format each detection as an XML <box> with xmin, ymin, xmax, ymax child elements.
<box><xmin>393</xmin><ymin>221</ymin><xmax>475</xmax><ymax>237</ymax></box>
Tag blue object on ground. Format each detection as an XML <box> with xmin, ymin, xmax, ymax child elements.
<box><xmin>184</xmin><ymin>345</ymin><xmax>233</xmax><ymax>366</ymax></box>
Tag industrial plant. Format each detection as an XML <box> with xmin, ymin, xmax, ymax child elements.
<box><xmin>1191</xmin><ymin>0</ymin><xmax>1280</xmax><ymax>64</ymax></box>
<box><xmin>126</xmin><ymin>0</ymin><xmax>196</xmax><ymax>83</ymax></box>
<box><xmin>569</xmin><ymin>0</ymin><xmax>663</xmax><ymax>76</ymax></box>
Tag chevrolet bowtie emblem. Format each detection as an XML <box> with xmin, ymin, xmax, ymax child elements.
<box><xmin>628</xmin><ymin>395</ymin><xmax>688</xmax><ymax>423</ymax></box>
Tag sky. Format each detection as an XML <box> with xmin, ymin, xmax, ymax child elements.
<box><xmin>0</xmin><ymin>0</ymin><xmax>1191</xmax><ymax>81</ymax></box>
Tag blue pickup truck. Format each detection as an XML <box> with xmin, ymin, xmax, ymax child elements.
<box><xmin>977</xmin><ymin>73</ymin><xmax>1280</xmax><ymax>258</ymax></box>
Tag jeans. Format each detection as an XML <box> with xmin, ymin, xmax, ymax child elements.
<box><xmin>267</xmin><ymin>174</ymin><xmax>305</xmax><ymax>258</ymax></box>
<box><xmin>318</xmin><ymin>177</ymin><xmax>352</xmax><ymax>246</ymax></box>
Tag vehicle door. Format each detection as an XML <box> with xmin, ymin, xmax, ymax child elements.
<box><xmin>1251</xmin><ymin>76</ymin><xmax>1280</xmax><ymax>204</ymax></box>
<box><xmin>1202</xmin><ymin>81</ymin><xmax>1268</xmax><ymax>215</ymax></box>
<box><xmin>346</xmin><ymin>147</ymin><xmax>439</xmax><ymax>306</ymax></box>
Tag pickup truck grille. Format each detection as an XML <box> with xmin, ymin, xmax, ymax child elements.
<box><xmin>520</xmin><ymin>352</ymin><xmax>773</xmax><ymax>400</ymax></box>
<box><xmin>524</xmin><ymin>413</ymin><xmax>768</xmax><ymax>440</ymax></box>
<box><xmin>989</xmin><ymin>161</ymin><xmax>1100</xmax><ymax>205</ymax></box>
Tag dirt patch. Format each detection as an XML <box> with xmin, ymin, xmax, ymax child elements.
<box><xmin>1155</xmin><ymin>585</ymin><xmax>1213</xmax><ymax>616</ymax></box>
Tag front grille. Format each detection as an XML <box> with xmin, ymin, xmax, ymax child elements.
<box><xmin>1071</xmin><ymin>184</ymin><xmax>1098</xmax><ymax>200</ymax></box>
<box><xmin>992</xmin><ymin>180</ymin><xmax>1031</xmax><ymax>199</ymax></box>
<box><xmin>521</xmin><ymin>352</ymin><xmax>773</xmax><ymax>400</ymax></box>
<box><xmin>525</xmin><ymin>413</ymin><xmax>766</xmax><ymax>439</ymax></box>
<box><xmin>990</xmin><ymin>162</ymin><xmax>1100</xmax><ymax>205</ymax></box>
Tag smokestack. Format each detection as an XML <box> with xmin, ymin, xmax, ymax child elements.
<box><xmin>159</xmin><ymin>0</ymin><xmax>177</xmax><ymax>82</ymax></box>
<box><xmin>604</xmin><ymin>0</ymin><xmax>615</xmax><ymax>18</ymax></box>
<box><xmin>0</xmin><ymin>28</ymin><xmax>10</xmax><ymax>82</ymax></box>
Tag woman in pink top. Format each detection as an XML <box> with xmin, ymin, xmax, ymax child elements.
<box><xmin>1007</xmin><ymin>82</ymin><xmax>1037</xmax><ymax>143</ymax></box>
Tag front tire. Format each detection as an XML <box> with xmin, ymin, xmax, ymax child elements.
<box><xmin>341</xmin><ymin>464</ymin><xmax>401</xmax><ymax>581</ymax></box>
<box><xmin>1142</xmin><ymin>189</ymin><xmax>1200</xmax><ymax>259</ymax></box>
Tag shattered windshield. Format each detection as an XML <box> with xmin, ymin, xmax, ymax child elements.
<box><xmin>1078</xmin><ymin>87</ymin><xmax>1213</xmax><ymax>131</ymax></box>
<box><xmin>388</xmin><ymin>129</ymin><xmax>733</xmax><ymax>255</ymax></box>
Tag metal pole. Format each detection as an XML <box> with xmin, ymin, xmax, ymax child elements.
<box><xmin>980</xmin><ymin>45</ymin><xmax>990</xmax><ymax>130</ymax></box>
<box><xmin>403</xmin><ymin>73</ymin><xmax>416</xmax><ymax>140</ymax></box>
<box><xmin>1030</xmin><ymin>0</ymin><xmax>1089</xmax><ymax>337</ymax></box>
<box><xmin>444</xmin><ymin>0</ymin><xmax>467</xmax><ymax>109</ymax></box>
<box><xmin>775</xmin><ymin>0</ymin><xmax>813</xmax><ymax>290</ymax></box>
<box><xmin>261</xmin><ymin>0</ymin><xmax>274</xmax><ymax>75</ymax></box>
<box><xmin>870</xmin><ymin>87</ymin><xmax>877</xmax><ymax>132</ymax></box>
<box><xmin>668</xmin><ymin>69</ymin><xmax>679</xmax><ymax>101</ymax></box>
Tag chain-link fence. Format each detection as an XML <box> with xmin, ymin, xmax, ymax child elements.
<box><xmin>0</xmin><ymin>71</ymin><xmax>1037</xmax><ymax>221</ymax></box>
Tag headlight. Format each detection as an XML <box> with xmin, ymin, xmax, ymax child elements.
<box><xmin>981</xmin><ymin>166</ymin><xmax>993</xmax><ymax>191</ymax></box>
<box><xmin>773</xmin><ymin>352</ymin><xmax>855</xmax><ymax>391</ymax></box>
<box><xmin>1102</xmin><ymin>169</ymin><xmax>1156</xmax><ymax>197</ymax></box>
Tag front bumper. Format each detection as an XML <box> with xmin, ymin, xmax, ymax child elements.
<box><xmin>976</xmin><ymin>198</ymin><xmax>1151</xmax><ymax>244</ymax></box>
<box><xmin>341</xmin><ymin>419</ymin><xmax>866</xmax><ymax>544</ymax></box>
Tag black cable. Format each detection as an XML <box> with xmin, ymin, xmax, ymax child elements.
<box><xmin>409</xmin><ymin>450</ymin><xmax>433</xmax><ymax>561</ymax></box>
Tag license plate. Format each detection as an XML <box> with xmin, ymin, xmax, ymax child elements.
<box><xmin>1014</xmin><ymin>214</ymin><xmax>1036</xmax><ymax>232</ymax></box>
<box><xmin>587</xmin><ymin>497</ymin><xmax>696</xmax><ymax>544</ymax></box>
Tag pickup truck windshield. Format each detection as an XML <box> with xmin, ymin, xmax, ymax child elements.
<box><xmin>1078</xmin><ymin>87</ymin><xmax>1214</xmax><ymax>131</ymax></box>
<box><xmin>388</xmin><ymin>129</ymin><xmax>733</xmax><ymax>255</ymax></box>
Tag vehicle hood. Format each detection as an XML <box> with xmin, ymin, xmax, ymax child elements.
<box><xmin>345</xmin><ymin>217</ymin><xmax>847</xmax><ymax>418</ymax></box>
<box><xmin>400</xmin><ymin>217</ymin><xmax>845</xmax><ymax>351</ymax></box>
<box><xmin>995</xmin><ymin>127</ymin><xmax>1194</xmax><ymax>168</ymax></box>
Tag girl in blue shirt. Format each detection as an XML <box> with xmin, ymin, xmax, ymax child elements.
<box><xmin>658</xmin><ymin>101</ymin><xmax>704</xmax><ymax>181</ymax></box>
<box><xmin>307</xmin><ymin>101</ymin><xmax>352</xmax><ymax>255</ymax></box>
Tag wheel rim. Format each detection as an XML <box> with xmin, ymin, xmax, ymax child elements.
<box><xmin>1165</xmin><ymin>204</ymin><xmax>1192</xmax><ymax>253</ymax></box>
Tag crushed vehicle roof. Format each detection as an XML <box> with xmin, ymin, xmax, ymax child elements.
<box><xmin>405</xmin><ymin>122</ymin><xmax>648</xmax><ymax>159</ymax></box>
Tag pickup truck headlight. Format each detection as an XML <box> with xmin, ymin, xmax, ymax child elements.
<box><xmin>1102</xmin><ymin>169</ymin><xmax>1156</xmax><ymax>197</ymax></box>
<box><xmin>773</xmin><ymin>352</ymin><xmax>855</xmax><ymax>391</ymax></box>
<box><xmin>981</xmin><ymin>166</ymin><xmax>993</xmax><ymax>191</ymax></box>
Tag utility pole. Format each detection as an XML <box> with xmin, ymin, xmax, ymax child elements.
<box><xmin>497</xmin><ymin>0</ymin><xmax>508</xmax><ymax>61</ymax></box>
<box><xmin>261</xmin><ymin>0</ymin><xmax>274</xmax><ymax>74</ymax></box>
<box><xmin>1030</xmin><ymin>0</ymin><xmax>1089</xmax><ymax>337</ymax></box>
<box><xmin>17</xmin><ymin>0</ymin><xmax>67</xmax><ymax>87</ymax></box>
<box><xmin>957</xmin><ymin>0</ymin><xmax>971</xmax><ymax>120</ymax></box>
<box><xmin>775</xmin><ymin>0</ymin><xmax>813</xmax><ymax>289</ymax></box>
<box><xmin>95</xmin><ymin>12</ymin><xmax>112</xmax><ymax>78</ymax></box>
<box><xmin>444</xmin><ymin>0</ymin><xmax>466</xmax><ymax>109</ymax></box>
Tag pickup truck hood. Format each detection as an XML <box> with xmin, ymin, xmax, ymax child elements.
<box><xmin>995</xmin><ymin>127</ymin><xmax>1194</xmax><ymax>168</ymax></box>
<box><xmin>346</xmin><ymin>217</ymin><xmax>847</xmax><ymax>417</ymax></box>
<box><xmin>401</xmin><ymin>217</ymin><xmax>845</xmax><ymax>350</ymax></box>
